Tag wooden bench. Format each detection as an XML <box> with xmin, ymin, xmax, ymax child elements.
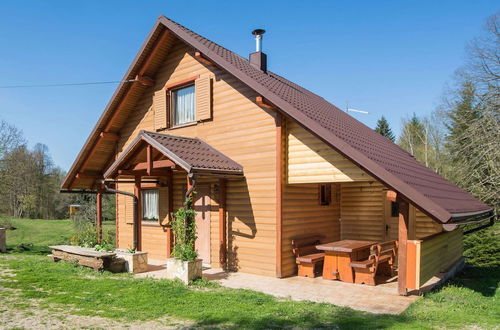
<box><xmin>49</xmin><ymin>245</ymin><xmax>125</xmax><ymax>272</ymax></box>
<box><xmin>292</xmin><ymin>236</ymin><xmax>325</xmax><ymax>277</ymax></box>
<box><xmin>350</xmin><ymin>240</ymin><xmax>398</xmax><ymax>286</ymax></box>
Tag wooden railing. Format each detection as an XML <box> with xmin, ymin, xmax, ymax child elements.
<box><xmin>406</xmin><ymin>229</ymin><xmax>463</xmax><ymax>290</ymax></box>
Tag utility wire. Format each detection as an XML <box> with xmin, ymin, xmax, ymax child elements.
<box><xmin>0</xmin><ymin>79</ymin><xmax>137</xmax><ymax>89</ymax></box>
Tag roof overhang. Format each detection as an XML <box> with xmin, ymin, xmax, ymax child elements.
<box><xmin>104</xmin><ymin>131</ymin><xmax>244</xmax><ymax>179</ymax></box>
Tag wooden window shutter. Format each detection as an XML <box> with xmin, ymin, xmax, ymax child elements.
<box><xmin>158</xmin><ymin>186</ymin><xmax>169</xmax><ymax>225</ymax></box>
<box><xmin>154</xmin><ymin>88</ymin><xmax>168</xmax><ymax>130</ymax></box>
<box><xmin>195</xmin><ymin>75</ymin><xmax>212</xmax><ymax>121</ymax></box>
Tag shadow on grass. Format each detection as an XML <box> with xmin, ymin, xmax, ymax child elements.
<box><xmin>445</xmin><ymin>266</ymin><xmax>500</xmax><ymax>297</ymax></box>
<box><xmin>6</xmin><ymin>244</ymin><xmax>52</xmax><ymax>255</ymax></box>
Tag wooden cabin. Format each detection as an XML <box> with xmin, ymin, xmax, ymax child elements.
<box><xmin>61</xmin><ymin>16</ymin><xmax>493</xmax><ymax>295</ymax></box>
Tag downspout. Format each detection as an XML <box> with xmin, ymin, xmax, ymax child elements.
<box><xmin>185</xmin><ymin>172</ymin><xmax>197</xmax><ymax>198</ymax></box>
<box><xmin>102</xmin><ymin>182</ymin><xmax>139</xmax><ymax>251</ymax></box>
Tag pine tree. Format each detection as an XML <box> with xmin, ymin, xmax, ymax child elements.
<box><xmin>374</xmin><ymin>116</ymin><xmax>395</xmax><ymax>141</ymax></box>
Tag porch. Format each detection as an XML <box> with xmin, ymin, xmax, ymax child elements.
<box><xmin>136</xmin><ymin>261</ymin><xmax>419</xmax><ymax>314</ymax></box>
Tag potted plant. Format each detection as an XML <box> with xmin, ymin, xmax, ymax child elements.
<box><xmin>166</xmin><ymin>194</ymin><xmax>202</xmax><ymax>284</ymax></box>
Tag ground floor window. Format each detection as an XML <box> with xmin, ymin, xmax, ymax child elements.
<box><xmin>142</xmin><ymin>189</ymin><xmax>159</xmax><ymax>221</ymax></box>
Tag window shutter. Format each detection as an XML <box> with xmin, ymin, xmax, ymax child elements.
<box><xmin>154</xmin><ymin>88</ymin><xmax>168</xmax><ymax>131</ymax></box>
<box><xmin>120</xmin><ymin>183</ymin><xmax>134</xmax><ymax>224</ymax></box>
<box><xmin>195</xmin><ymin>75</ymin><xmax>212</xmax><ymax>121</ymax></box>
<box><xmin>158</xmin><ymin>186</ymin><xmax>169</xmax><ymax>226</ymax></box>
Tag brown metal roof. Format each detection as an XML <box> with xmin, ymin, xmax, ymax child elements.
<box><xmin>104</xmin><ymin>131</ymin><xmax>243</xmax><ymax>178</ymax></box>
<box><xmin>154</xmin><ymin>16</ymin><xmax>492</xmax><ymax>223</ymax></box>
<box><xmin>63</xmin><ymin>15</ymin><xmax>492</xmax><ymax>224</ymax></box>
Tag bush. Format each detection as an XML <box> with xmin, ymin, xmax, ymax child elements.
<box><xmin>463</xmin><ymin>222</ymin><xmax>499</xmax><ymax>267</ymax></box>
<box><xmin>70</xmin><ymin>222</ymin><xmax>115</xmax><ymax>251</ymax></box>
<box><xmin>171</xmin><ymin>195</ymin><xmax>197</xmax><ymax>261</ymax></box>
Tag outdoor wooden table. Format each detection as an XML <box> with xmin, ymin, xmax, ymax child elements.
<box><xmin>316</xmin><ymin>240</ymin><xmax>377</xmax><ymax>282</ymax></box>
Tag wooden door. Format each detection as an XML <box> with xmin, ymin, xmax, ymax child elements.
<box><xmin>194</xmin><ymin>185</ymin><xmax>211</xmax><ymax>265</ymax></box>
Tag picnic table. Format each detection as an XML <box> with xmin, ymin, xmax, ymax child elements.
<box><xmin>49</xmin><ymin>245</ymin><xmax>124</xmax><ymax>272</ymax></box>
<box><xmin>316</xmin><ymin>240</ymin><xmax>376</xmax><ymax>282</ymax></box>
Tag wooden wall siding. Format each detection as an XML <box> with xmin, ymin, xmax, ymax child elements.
<box><xmin>281</xmin><ymin>183</ymin><xmax>340</xmax><ymax>277</ymax></box>
<box><xmin>340</xmin><ymin>182</ymin><xmax>385</xmax><ymax>241</ymax></box>
<box><xmin>115</xmin><ymin>39</ymin><xmax>277</xmax><ymax>276</ymax></box>
<box><xmin>415</xmin><ymin>209</ymin><xmax>442</xmax><ymax>239</ymax></box>
<box><xmin>419</xmin><ymin>229</ymin><xmax>463</xmax><ymax>286</ymax></box>
<box><xmin>286</xmin><ymin>120</ymin><xmax>372</xmax><ymax>184</ymax></box>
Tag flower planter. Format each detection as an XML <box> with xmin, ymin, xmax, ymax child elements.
<box><xmin>166</xmin><ymin>258</ymin><xmax>202</xmax><ymax>284</ymax></box>
<box><xmin>115</xmin><ymin>249</ymin><xmax>148</xmax><ymax>274</ymax></box>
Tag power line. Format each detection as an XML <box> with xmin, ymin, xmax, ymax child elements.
<box><xmin>0</xmin><ymin>79</ymin><xmax>137</xmax><ymax>89</ymax></box>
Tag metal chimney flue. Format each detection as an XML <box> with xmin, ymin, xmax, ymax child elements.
<box><xmin>249</xmin><ymin>29</ymin><xmax>267</xmax><ymax>72</ymax></box>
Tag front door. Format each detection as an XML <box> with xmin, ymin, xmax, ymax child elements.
<box><xmin>194</xmin><ymin>185</ymin><xmax>211</xmax><ymax>265</ymax></box>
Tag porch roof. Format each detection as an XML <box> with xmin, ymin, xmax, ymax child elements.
<box><xmin>103</xmin><ymin>130</ymin><xmax>244</xmax><ymax>178</ymax></box>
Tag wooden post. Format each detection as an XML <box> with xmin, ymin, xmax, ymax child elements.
<box><xmin>96</xmin><ymin>191</ymin><xmax>103</xmax><ymax>244</ymax></box>
<box><xmin>398</xmin><ymin>198</ymin><xmax>409</xmax><ymax>295</ymax></box>
<box><xmin>146</xmin><ymin>145</ymin><xmax>153</xmax><ymax>176</ymax></box>
<box><xmin>275</xmin><ymin>113</ymin><xmax>284</xmax><ymax>278</ymax></box>
<box><xmin>134</xmin><ymin>176</ymin><xmax>142</xmax><ymax>251</ymax></box>
<box><xmin>219</xmin><ymin>178</ymin><xmax>227</xmax><ymax>268</ymax></box>
<box><xmin>166</xmin><ymin>170</ymin><xmax>174</xmax><ymax>257</ymax></box>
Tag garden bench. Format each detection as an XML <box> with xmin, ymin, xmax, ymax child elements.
<box><xmin>291</xmin><ymin>235</ymin><xmax>324</xmax><ymax>277</ymax></box>
<box><xmin>350</xmin><ymin>240</ymin><xmax>398</xmax><ymax>286</ymax></box>
<box><xmin>49</xmin><ymin>245</ymin><xmax>125</xmax><ymax>272</ymax></box>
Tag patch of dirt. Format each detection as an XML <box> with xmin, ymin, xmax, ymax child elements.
<box><xmin>0</xmin><ymin>265</ymin><xmax>193</xmax><ymax>330</ymax></box>
<box><xmin>0</xmin><ymin>294</ymin><xmax>193</xmax><ymax>330</ymax></box>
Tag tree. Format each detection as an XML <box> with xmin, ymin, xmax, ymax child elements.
<box><xmin>374</xmin><ymin>116</ymin><xmax>395</xmax><ymax>141</ymax></box>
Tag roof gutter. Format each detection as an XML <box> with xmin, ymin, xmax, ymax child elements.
<box><xmin>442</xmin><ymin>209</ymin><xmax>495</xmax><ymax>232</ymax></box>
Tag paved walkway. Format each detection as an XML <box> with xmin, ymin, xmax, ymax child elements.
<box><xmin>136</xmin><ymin>262</ymin><xmax>418</xmax><ymax>314</ymax></box>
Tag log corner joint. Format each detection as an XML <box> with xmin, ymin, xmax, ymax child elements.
<box><xmin>135</xmin><ymin>74</ymin><xmax>155</xmax><ymax>87</ymax></box>
<box><xmin>256</xmin><ymin>96</ymin><xmax>277</xmax><ymax>110</ymax></box>
<box><xmin>194</xmin><ymin>51</ymin><xmax>215</xmax><ymax>66</ymax></box>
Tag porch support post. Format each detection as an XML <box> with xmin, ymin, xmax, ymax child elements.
<box><xmin>134</xmin><ymin>175</ymin><xmax>142</xmax><ymax>251</ymax></box>
<box><xmin>275</xmin><ymin>112</ymin><xmax>284</xmax><ymax>278</ymax></box>
<box><xmin>398</xmin><ymin>197</ymin><xmax>409</xmax><ymax>295</ymax></box>
<box><xmin>218</xmin><ymin>178</ymin><xmax>227</xmax><ymax>268</ymax></box>
<box><xmin>166</xmin><ymin>170</ymin><xmax>173</xmax><ymax>257</ymax></box>
<box><xmin>96</xmin><ymin>191</ymin><xmax>103</xmax><ymax>244</ymax></box>
<box><xmin>146</xmin><ymin>145</ymin><xmax>153</xmax><ymax>176</ymax></box>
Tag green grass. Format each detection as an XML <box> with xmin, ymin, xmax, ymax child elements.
<box><xmin>0</xmin><ymin>255</ymin><xmax>498</xmax><ymax>329</ymax></box>
<box><xmin>2</xmin><ymin>218</ymin><xmax>115</xmax><ymax>254</ymax></box>
<box><xmin>0</xmin><ymin>218</ymin><xmax>498</xmax><ymax>329</ymax></box>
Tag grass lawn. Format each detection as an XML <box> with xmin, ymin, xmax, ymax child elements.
<box><xmin>2</xmin><ymin>218</ymin><xmax>115</xmax><ymax>254</ymax></box>
<box><xmin>0</xmin><ymin>218</ymin><xmax>498</xmax><ymax>329</ymax></box>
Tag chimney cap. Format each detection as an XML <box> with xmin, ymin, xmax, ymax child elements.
<box><xmin>252</xmin><ymin>29</ymin><xmax>266</xmax><ymax>36</ymax></box>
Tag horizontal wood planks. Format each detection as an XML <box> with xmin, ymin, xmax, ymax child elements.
<box><xmin>114</xmin><ymin>40</ymin><xmax>277</xmax><ymax>275</ymax></box>
<box><xmin>415</xmin><ymin>209</ymin><xmax>442</xmax><ymax>239</ymax></box>
<box><xmin>340</xmin><ymin>182</ymin><xmax>385</xmax><ymax>241</ymax></box>
<box><xmin>281</xmin><ymin>183</ymin><xmax>340</xmax><ymax>277</ymax></box>
<box><xmin>419</xmin><ymin>229</ymin><xmax>463</xmax><ymax>286</ymax></box>
<box><xmin>287</xmin><ymin>121</ymin><xmax>372</xmax><ymax>184</ymax></box>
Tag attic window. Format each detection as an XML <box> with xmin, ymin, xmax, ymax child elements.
<box><xmin>172</xmin><ymin>85</ymin><xmax>195</xmax><ymax>126</ymax></box>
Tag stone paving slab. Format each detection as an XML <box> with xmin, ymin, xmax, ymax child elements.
<box><xmin>137</xmin><ymin>260</ymin><xmax>418</xmax><ymax>315</ymax></box>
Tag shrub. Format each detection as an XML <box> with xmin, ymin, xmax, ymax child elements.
<box><xmin>70</xmin><ymin>222</ymin><xmax>115</xmax><ymax>251</ymax></box>
<box><xmin>171</xmin><ymin>195</ymin><xmax>197</xmax><ymax>261</ymax></box>
<box><xmin>463</xmin><ymin>222</ymin><xmax>499</xmax><ymax>267</ymax></box>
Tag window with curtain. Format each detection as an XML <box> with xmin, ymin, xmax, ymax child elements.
<box><xmin>172</xmin><ymin>85</ymin><xmax>195</xmax><ymax>125</ymax></box>
<box><xmin>142</xmin><ymin>189</ymin><xmax>159</xmax><ymax>221</ymax></box>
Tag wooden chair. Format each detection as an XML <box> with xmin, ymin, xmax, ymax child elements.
<box><xmin>291</xmin><ymin>235</ymin><xmax>325</xmax><ymax>277</ymax></box>
<box><xmin>349</xmin><ymin>240</ymin><xmax>398</xmax><ymax>286</ymax></box>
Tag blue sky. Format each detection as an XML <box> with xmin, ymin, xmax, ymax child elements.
<box><xmin>0</xmin><ymin>1</ymin><xmax>497</xmax><ymax>171</ymax></box>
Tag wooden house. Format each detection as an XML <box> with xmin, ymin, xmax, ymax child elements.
<box><xmin>61</xmin><ymin>16</ymin><xmax>493</xmax><ymax>295</ymax></box>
